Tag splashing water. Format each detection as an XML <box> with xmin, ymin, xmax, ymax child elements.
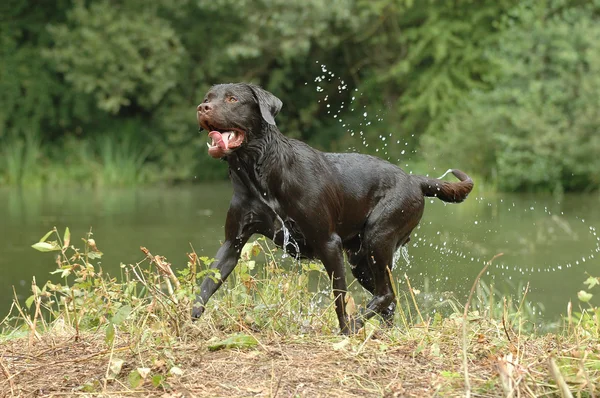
<box><xmin>407</xmin><ymin>198</ymin><xmax>600</xmax><ymax>281</ymax></box>
<box><xmin>311</xmin><ymin>61</ymin><xmax>397</xmax><ymax>158</ymax></box>
<box><xmin>401</xmin><ymin>246</ymin><xmax>410</xmax><ymax>265</ymax></box>
<box><xmin>392</xmin><ymin>245</ymin><xmax>411</xmax><ymax>270</ymax></box>
<box><xmin>306</xmin><ymin>63</ymin><xmax>600</xmax><ymax>321</ymax></box>
<box><xmin>274</xmin><ymin>215</ymin><xmax>301</xmax><ymax>260</ymax></box>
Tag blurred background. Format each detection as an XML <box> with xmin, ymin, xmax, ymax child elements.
<box><xmin>1</xmin><ymin>0</ymin><xmax>599</xmax><ymax>322</ymax></box>
<box><xmin>2</xmin><ymin>0</ymin><xmax>599</xmax><ymax>190</ymax></box>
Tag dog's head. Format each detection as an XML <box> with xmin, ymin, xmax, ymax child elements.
<box><xmin>197</xmin><ymin>83</ymin><xmax>283</xmax><ymax>159</ymax></box>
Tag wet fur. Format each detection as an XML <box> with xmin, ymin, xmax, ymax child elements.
<box><xmin>193</xmin><ymin>83</ymin><xmax>474</xmax><ymax>334</ymax></box>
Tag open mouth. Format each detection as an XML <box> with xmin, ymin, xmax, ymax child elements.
<box><xmin>206</xmin><ymin>128</ymin><xmax>246</xmax><ymax>158</ymax></box>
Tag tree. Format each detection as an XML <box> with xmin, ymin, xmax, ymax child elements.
<box><xmin>422</xmin><ymin>0</ymin><xmax>600</xmax><ymax>192</ymax></box>
<box><xmin>45</xmin><ymin>0</ymin><xmax>185</xmax><ymax>114</ymax></box>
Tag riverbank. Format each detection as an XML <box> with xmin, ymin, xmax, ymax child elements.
<box><xmin>2</xmin><ymin>310</ymin><xmax>598</xmax><ymax>397</ymax></box>
<box><xmin>0</xmin><ymin>230</ymin><xmax>598</xmax><ymax>397</ymax></box>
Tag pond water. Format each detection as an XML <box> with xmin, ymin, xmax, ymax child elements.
<box><xmin>1</xmin><ymin>184</ymin><xmax>598</xmax><ymax>325</ymax></box>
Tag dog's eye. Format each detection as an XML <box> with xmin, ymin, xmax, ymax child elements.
<box><xmin>227</xmin><ymin>96</ymin><xmax>238</xmax><ymax>103</ymax></box>
<box><xmin>203</xmin><ymin>98</ymin><xmax>209</xmax><ymax>103</ymax></box>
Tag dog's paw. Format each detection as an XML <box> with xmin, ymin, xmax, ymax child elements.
<box><xmin>340</xmin><ymin>316</ymin><xmax>364</xmax><ymax>335</ymax></box>
<box><xmin>191</xmin><ymin>302</ymin><xmax>205</xmax><ymax>320</ymax></box>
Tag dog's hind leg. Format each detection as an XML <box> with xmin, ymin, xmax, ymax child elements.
<box><xmin>346</xmin><ymin>238</ymin><xmax>375</xmax><ymax>293</ymax></box>
<box><xmin>317</xmin><ymin>233</ymin><xmax>357</xmax><ymax>334</ymax></box>
<box><xmin>348</xmin><ymin>245</ymin><xmax>396</xmax><ymax>326</ymax></box>
<box><xmin>358</xmin><ymin>247</ymin><xmax>396</xmax><ymax>323</ymax></box>
<box><xmin>357</xmin><ymin>195</ymin><xmax>424</xmax><ymax>326</ymax></box>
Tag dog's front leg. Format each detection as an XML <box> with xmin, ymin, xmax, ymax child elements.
<box><xmin>192</xmin><ymin>200</ymin><xmax>254</xmax><ymax>319</ymax></box>
<box><xmin>191</xmin><ymin>238</ymin><xmax>249</xmax><ymax>319</ymax></box>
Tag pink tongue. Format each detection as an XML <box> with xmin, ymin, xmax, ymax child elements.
<box><xmin>208</xmin><ymin>131</ymin><xmax>227</xmax><ymax>149</ymax></box>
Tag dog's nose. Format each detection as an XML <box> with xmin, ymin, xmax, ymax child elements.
<box><xmin>197</xmin><ymin>103</ymin><xmax>212</xmax><ymax>113</ymax></box>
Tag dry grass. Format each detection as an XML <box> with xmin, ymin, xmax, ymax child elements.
<box><xmin>1</xmin><ymin>230</ymin><xmax>598</xmax><ymax>397</ymax></box>
<box><xmin>1</xmin><ymin>312</ymin><xmax>599</xmax><ymax>397</ymax></box>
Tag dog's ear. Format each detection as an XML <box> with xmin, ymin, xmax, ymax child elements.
<box><xmin>247</xmin><ymin>84</ymin><xmax>283</xmax><ymax>126</ymax></box>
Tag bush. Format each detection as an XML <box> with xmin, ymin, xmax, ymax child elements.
<box><xmin>422</xmin><ymin>0</ymin><xmax>600</xmax><ymax>192</ymax></box>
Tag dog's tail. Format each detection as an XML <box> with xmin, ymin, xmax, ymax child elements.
<box><xmin>414</xmin><ymin>169</ymin><xmax>474</xmax><ymax>203</ymax></box>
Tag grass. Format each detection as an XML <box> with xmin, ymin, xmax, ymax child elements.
<box><xmin>0</xmin><ymin>125</ymin><xmax>154</xmax><ymax>188</ymax></box>
<box><xmin>95</xmin><ymin>123</ymin><xmax>154</xmax><ymax>187</ymax></box>
<box><xmin>0</xmin><ymin>131</ymin><xmax>43</xmax><ymax>187</ymax></box>
<box><xmin>0</xmin><ymin>229</ymin><xmax>599</xmax><ymax>397</ymax></box>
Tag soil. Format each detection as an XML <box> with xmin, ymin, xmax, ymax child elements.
<box><xmin>0</xmin><ymin>322</ymin><xmax>572</xmax><ymax>398</ymax></box>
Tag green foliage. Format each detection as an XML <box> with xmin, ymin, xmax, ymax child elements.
<box><xmin>95</xmin><ymin>121</ymin><xmax>154</xmax><ymax>186</ymax></box>
<box><xmin>360</xmin><ymin>0</ymin><xmax>517</xmax><ymax>134</ymax></box>
<box><xmin>198</xmin><ymin>0</ymin><xmax>357</xmax><ymax>61</ymax></box>
<box><xmin>207</xmin><ymin>333</ymin><xmax>258</xmax><ymax>351</ymax></box>
<box><xmin>422</xmin><ymin>0</ymin><xmax>600</xmax><ymax>192</ymax></box>
<box><xmin>25</xmin><ymin>227</ymin><xmax>203</xmax><ymax>337</ymax></box>
<box><xmin>1</xmin><ymin>0</ymin><xmax>599</xmax><ymax>190</ymax></box>
<box><xmin>0</xmin><ymin>130</ymin><xmax>43</xmax><ymax>186</ymax></box>
<box><xmin>0</xmin><ymin>0</ymin><xmax>85</xmax><ymax>186</ymax></box>
<box><xmin>45</xmin><ymin>0</ymin><xmax>185</xmax><ymax>114</ymax></box>
<box><xmin>575</xmin><ymin>274</ymin><xmax>599</xmax><ymax>337</ymax></box>
<box><xmin>20</xmin><ymin>227</ymin><xmax>562</xmax><ymax>339</ymax></box>
<box><xmin>20</xmin><ymin>228</ymin><xmax>338</xmax><ymax>341</ymax></box>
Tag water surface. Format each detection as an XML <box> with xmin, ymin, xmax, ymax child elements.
<box><xmin>1</xmin><ymin>184</ymin><xmax>598</xmax><ymax>323</ymax></box>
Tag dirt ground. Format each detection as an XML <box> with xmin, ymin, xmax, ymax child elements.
<box><xmin>1</xmin><ymin>324</ymin><xmax>569</xmax><ymax>398</ymax></box>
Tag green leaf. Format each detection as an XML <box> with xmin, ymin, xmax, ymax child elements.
<box><xmin>105</xmin><ymin>322</ymin><xmax>115</xmax><ymax>346</ymax></box>
<box><xmin>50</xmin><ymin>267</ymin><xmax>72</xmax><ymax>277</ymax></box>
<box><xmin>151</xmin><ymin>374</ymin><xmax>164</xmax><ymax>388</ymax></box>
<box><xmin>111</xmin><ymin>305</ymin><xmax>132</xmax><ymax>325</ymax></box>
<box><xmin>39</xmin><ymin>230</ymin><xmax>55</xmax><ymax>243</ymax></box>
<box><xmin>199</xmin><ymin>256</ymin><xmax>214</xmax><ymax>266</ymax></box>
<box><xmin>208</xmin><ymin>333</ymin><xmax>258</xmax><ymax>351</ymax></box>
<box><xmin>578</xmin><ymin>290</ymin><xmax>593</xmax><ymax>303</ymax></box>
<box><xmin>128</xmin><ymin>370</ymin><xmax>144</xmax><ymax>388</ymax></box>
<box><xmin>32</xmin><ymin>241</ymin><xmax>61</xmax><ymax>252</ymax></box>
<box><xmin>25</xmin><ymin>295</ymin><xmax>35</xmax><ymax>309</ymax></box>
<box><xmin>441</xmin><ymin>371</ymin><xmax>461</xmax><ymax>379</ymax></box>
<box><xmin>88</xmin><ymin>251</ymin><xmax>103</xmax><ymax>259</ymax></box>
<box><xmin>241</xmin><ymin>241</ymin><xmax>261</xmax><ymax>260</ymax></box>
<box><xmin>63</xmin><ymin>227</ymin><xmax>71</xmax><ymax>248</ymax></box>
<box><xmin>583</xmin><ymin>276</ymin><xmax>599</xmax><ymax>289</ymax></box>
<box><xmin>305</xmin><ymin>262</ymin><xmax>324</xmax><ymax>272</ymax></box>
<box><xmin>202</xmin><ymin>269</ymin><xmax>221</xmax><ymax>282</ymax></box>
<box><xmin>81</xmin><ymin>380</ymin><xmax>100</xmax><ymax>392</ymax></box>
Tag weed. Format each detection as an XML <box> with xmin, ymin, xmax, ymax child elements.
<box><xmin>95</xmin><ymin>125</ymin><xmax>153</xmax><ymax>187</ymax></box>
<box><xmin>0</xmin><ymin>229</ymin><xmax>598</xmax><ymax>397</ymax></box>
<box><xmin>0</xmin><ymin>131</ymin><xmax>42</xmax><ymax>187</ymax></box>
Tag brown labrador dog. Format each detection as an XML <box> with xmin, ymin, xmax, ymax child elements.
<box><xmin>193</xmin><ymin>83</ymin><xmax>473</xmax><ymax>334</ymax></box>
